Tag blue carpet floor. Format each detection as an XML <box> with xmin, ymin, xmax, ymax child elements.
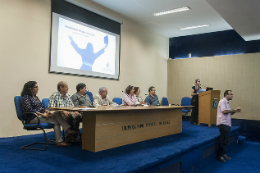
<box><xmin>198</xmin><ymin>140</ymin><xmax>260</xmax><ymax>173</ymax></box>
<box><xmin>0</xmin><ymin>121</ymin><xmax>240</xmax><ymax>173</ymax></box>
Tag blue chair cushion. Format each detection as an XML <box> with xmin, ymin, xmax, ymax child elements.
<box><xmin>181</xmin><ymin>97</ymin><xmax>191</xmax><ymax>106</ymax></box>
<box><xmin>14</xmin><ymin>96</ymin><xmax>23</xmax><ymax>120</ymax></box>
<box><xmin>42</xmin><ymin>98</ymin><xmax>49</xmax><ymax>108</ymax></box>
<box><xmin>182</xmin><ymin>109</ymin><xmax>189</xmax><ymax>113</ymax></box>
<box><xmin>113</xmin><ymin>97</ymin><xmax>122</xmax><ymax>105</ymax></box>
<box><xmin>24</xmin><ymin>123</ymin><xmax>54</xmax><ymax>129</ymax></box>
<box><xmin>162</xmin><ymin>97</ymin><xmax>169</xmax><ymax>106</ymax></box>
<box><xmin>86</xmin><ymin>91</ymin><xmax>94</xmax><ymax>103</ymax></box>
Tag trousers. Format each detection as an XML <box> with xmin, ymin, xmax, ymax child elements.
<box><xmin>191</xmin><ymin>95</ymin><xmax>198</xmax><ymax>124</ymax></box>
<box><xmin>217</xmin><ymin>124</ymin><xmax>230</xmax><ymax>157</ymax></box>
<box><xmin>30</xmin><ymin>111</ymin><xmax>70</xmax><ymax>142</ymax></box>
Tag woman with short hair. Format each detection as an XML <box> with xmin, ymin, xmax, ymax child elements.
<box><xmin>134</xmin><ymin>87</ymin><xmax>146</xmax><ymax>104</ymax></box>
<box><xmin>122</xmin><ymin>85</ymin><xmax>140</xmax><ymax>105</ymax></box>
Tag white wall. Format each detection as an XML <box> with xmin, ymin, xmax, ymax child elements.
<box><xmin>0</xmin><ymin>0</ymin><xmax>168</xmax><ymax>137</ymax></box>
<box><xmin>167</xmin><ymin>53</ymin><xmax>260</xmax><ymax>120</ymax></box>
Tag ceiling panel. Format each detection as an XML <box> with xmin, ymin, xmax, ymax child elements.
<box><xmin>70</xmin><ymin>0</ymin><xmax>259</xmax><ymax>40</ymax></box>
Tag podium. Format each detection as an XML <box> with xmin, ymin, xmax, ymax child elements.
<box><xmin>198</xmin><ymin>90</ymin><xmax>221</xmax><ymax>127</ymax></box>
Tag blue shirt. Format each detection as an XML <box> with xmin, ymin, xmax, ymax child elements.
<box><xmin>144</xmin><ymin>94</ymin><xmax>161</xmax><ymax>106</ymax></box>
<box><xmin>21</xmin><ymin>95</ymin><xmax>47</xmax><ymax>113</ymax></box>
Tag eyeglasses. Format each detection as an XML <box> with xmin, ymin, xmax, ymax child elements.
<box><xmin>228</xmin><ymin>94</ymin><xmax>233</xmax><ymax>95</ymax></box>
<box><xmin>33</xmin><ymin>86</ymin><xmax>39</xmax><ymax>89</ymax></box>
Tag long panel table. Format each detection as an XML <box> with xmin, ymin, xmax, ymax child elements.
<box><xmin>50</xmin><ymin>106</ymin><xmax>189</xmax><ymax>152</ymax></box>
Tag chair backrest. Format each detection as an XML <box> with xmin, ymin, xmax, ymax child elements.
<box><xmin>113</xmin><ymin>97</ymin><xmax>122</xmax><ymax>105</ymax></box>
<box><xmin>181</xmin><ymin>97</ymin><xmax>191</xmax><ymax>106</ymax></box>
<box><xmin>162</xmin><ymin>97</ymin><xmax>169</xmax><ymax>106</ymax></box>
<box><xmin>42</xmin><ymin>98</ymin><xmax>49</xmax><ymax>108</ymax></box>
<box><xmin>14</xmin><ymin>96</ymin><xmax>23</xmax><ymax>120</ymax></box>
<box><xmin>86</xmin><ymin>91</ymin><xmax>94</xmax><ymax>103</ymax></box>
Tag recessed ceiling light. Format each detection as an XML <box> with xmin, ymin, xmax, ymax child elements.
<box><xmin>180</xmin><ymin>24</ymin><xmax>210</xmax><ymax>30</ymax></box>
<box><xmin>152</xmin><ymin>6</ymin><xmax>190</xmax><ymax>16</ymax></box>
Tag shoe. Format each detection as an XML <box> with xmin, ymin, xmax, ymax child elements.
<box><xmin>65</xmin><ymin>129</ymin><xmax>78</xmax><ymax>137</ymax></box>
<box><xmin>217</xmin><ymin>156</ymin><xmax>226</xmax><ymax>162</ymax></box>
<box><xmin>56</xmin><ymin>142</ymin><xmax>70</xmax><ymax>147</ymax></box>
<box><xmin>66</xmin><ymin>136</ymin><xmax>79</xmax><ymax>143</ymax></box>
<box><xmin>70</xmin><ymin>137</ymin><xmax>79</xmax><ymax>143</ymax></box>
<box><xmin>223</xmin><ymin>154</ymin><xmax>232</xmax><ymax>160</ymax></box>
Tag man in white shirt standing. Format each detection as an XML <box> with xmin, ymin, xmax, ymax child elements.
<box><xmin>216</xmin><ymin>90</ymin><xmax>241</xmax><ymax>162</ymax></box>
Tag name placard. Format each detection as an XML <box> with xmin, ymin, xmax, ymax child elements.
<box><xmin>122</xmin><ymin>120</ymin><xmax>171</xmax><ymax>131</ymax></box>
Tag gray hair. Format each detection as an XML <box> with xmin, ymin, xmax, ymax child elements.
<box><xmin>57</xmin><ymin>81</ymin><xmax>66</xmax><ymax>91</ymax></box>
<box><xmin>99</xmin><ymin>87</ymin><xmax>107</xmax><ymax>94</ymax></box>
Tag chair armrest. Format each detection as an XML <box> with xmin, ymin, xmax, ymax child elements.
<box><xmin>21</xmin><ymin>112</ymin><xmax>40</xmax><ymax>128</ymax></box>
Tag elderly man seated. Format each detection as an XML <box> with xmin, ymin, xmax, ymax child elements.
<box><xmin>93</xmin><ymin>87</ymin><xmax>118</xmax><ymax>106</ymax></box>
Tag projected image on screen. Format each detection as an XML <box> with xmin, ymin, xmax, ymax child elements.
<box><xmin>57</xmin><ymin>17</ymin><xmax>116</xmax><ymax>75</ymax></box>
<box><xmin>50</xmin><ymin>13</ymin><xmax>120</xmax><ymax>79</ymax></box>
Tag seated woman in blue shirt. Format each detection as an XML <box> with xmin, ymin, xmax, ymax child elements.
<box><xmin>21</xmin><ymin>81</ymin><xmax>78</xmax><ymax>147</ymax></box>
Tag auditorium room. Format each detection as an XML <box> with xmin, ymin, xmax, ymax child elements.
<box><xmin>1</xmin><ymin>0</ymin><xmax>260</xmax><ymax>172</ymax></box>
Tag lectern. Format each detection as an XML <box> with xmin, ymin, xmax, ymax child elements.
<box><xmin>198</xmin><ymin>90</ymin><xmax>221</xmax><ymax>127</ymax></box>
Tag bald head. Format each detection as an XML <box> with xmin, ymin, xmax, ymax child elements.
<box><xmin>57</xmin><ymin>81</ymin><xmax>69</xmax><ymax>95</ymax></box>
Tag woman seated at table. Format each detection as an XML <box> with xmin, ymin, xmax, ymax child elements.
<box><xmin>21</xmin><ymin>81</ymin><xmax>78</xmax><ymax>147</ymax></box>
<box><xmin>122</xmin><ymin>85</ymin><xmax>140</xmax><ymax>105</ymax></box>
<box><xmin>134</xmin><ymin>87</ymin><xmax>146</xmax><ymax>104</ymax></box>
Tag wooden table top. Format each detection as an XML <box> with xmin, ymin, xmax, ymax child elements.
<box><xmin>49</xmin><ymin>105</ymin><xmax>193</xmax><ymax>112</ymax></box>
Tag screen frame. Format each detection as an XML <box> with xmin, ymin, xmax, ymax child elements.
<box><xmin>49</xmin><ymin>12</ymin><xmax>121</xmax><ymax>80</ymax></box>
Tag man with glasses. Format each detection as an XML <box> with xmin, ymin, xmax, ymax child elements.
<box><xmin>49</xmin><ymin>81</ymin><xmax>81</xmax><ymax>143</ymax></box>
<box><xmin>216</xmin><ymin>90</ymin><xmax>241</xmax><ymax>162</ymax></box>
<box><xmin>144</xmin><ymin>86</ymin><xmax>161</xmax><ymax>106</ymax></box>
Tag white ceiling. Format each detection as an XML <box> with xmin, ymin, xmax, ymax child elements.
<box><xmin>72</xmin><ymin>0</ymin><xmax>260</xmax><ymax>40</ymax></box>
<box><xmin>206</xmin><ymin>0</ymin><xmax>260</xmax><ymax>41</ymax></box>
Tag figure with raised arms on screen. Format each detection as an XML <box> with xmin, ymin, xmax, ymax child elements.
<box><xmin>69</xmin><ymin>35</ymin><xmax>108</xmax><ymax>71</ymax></box>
